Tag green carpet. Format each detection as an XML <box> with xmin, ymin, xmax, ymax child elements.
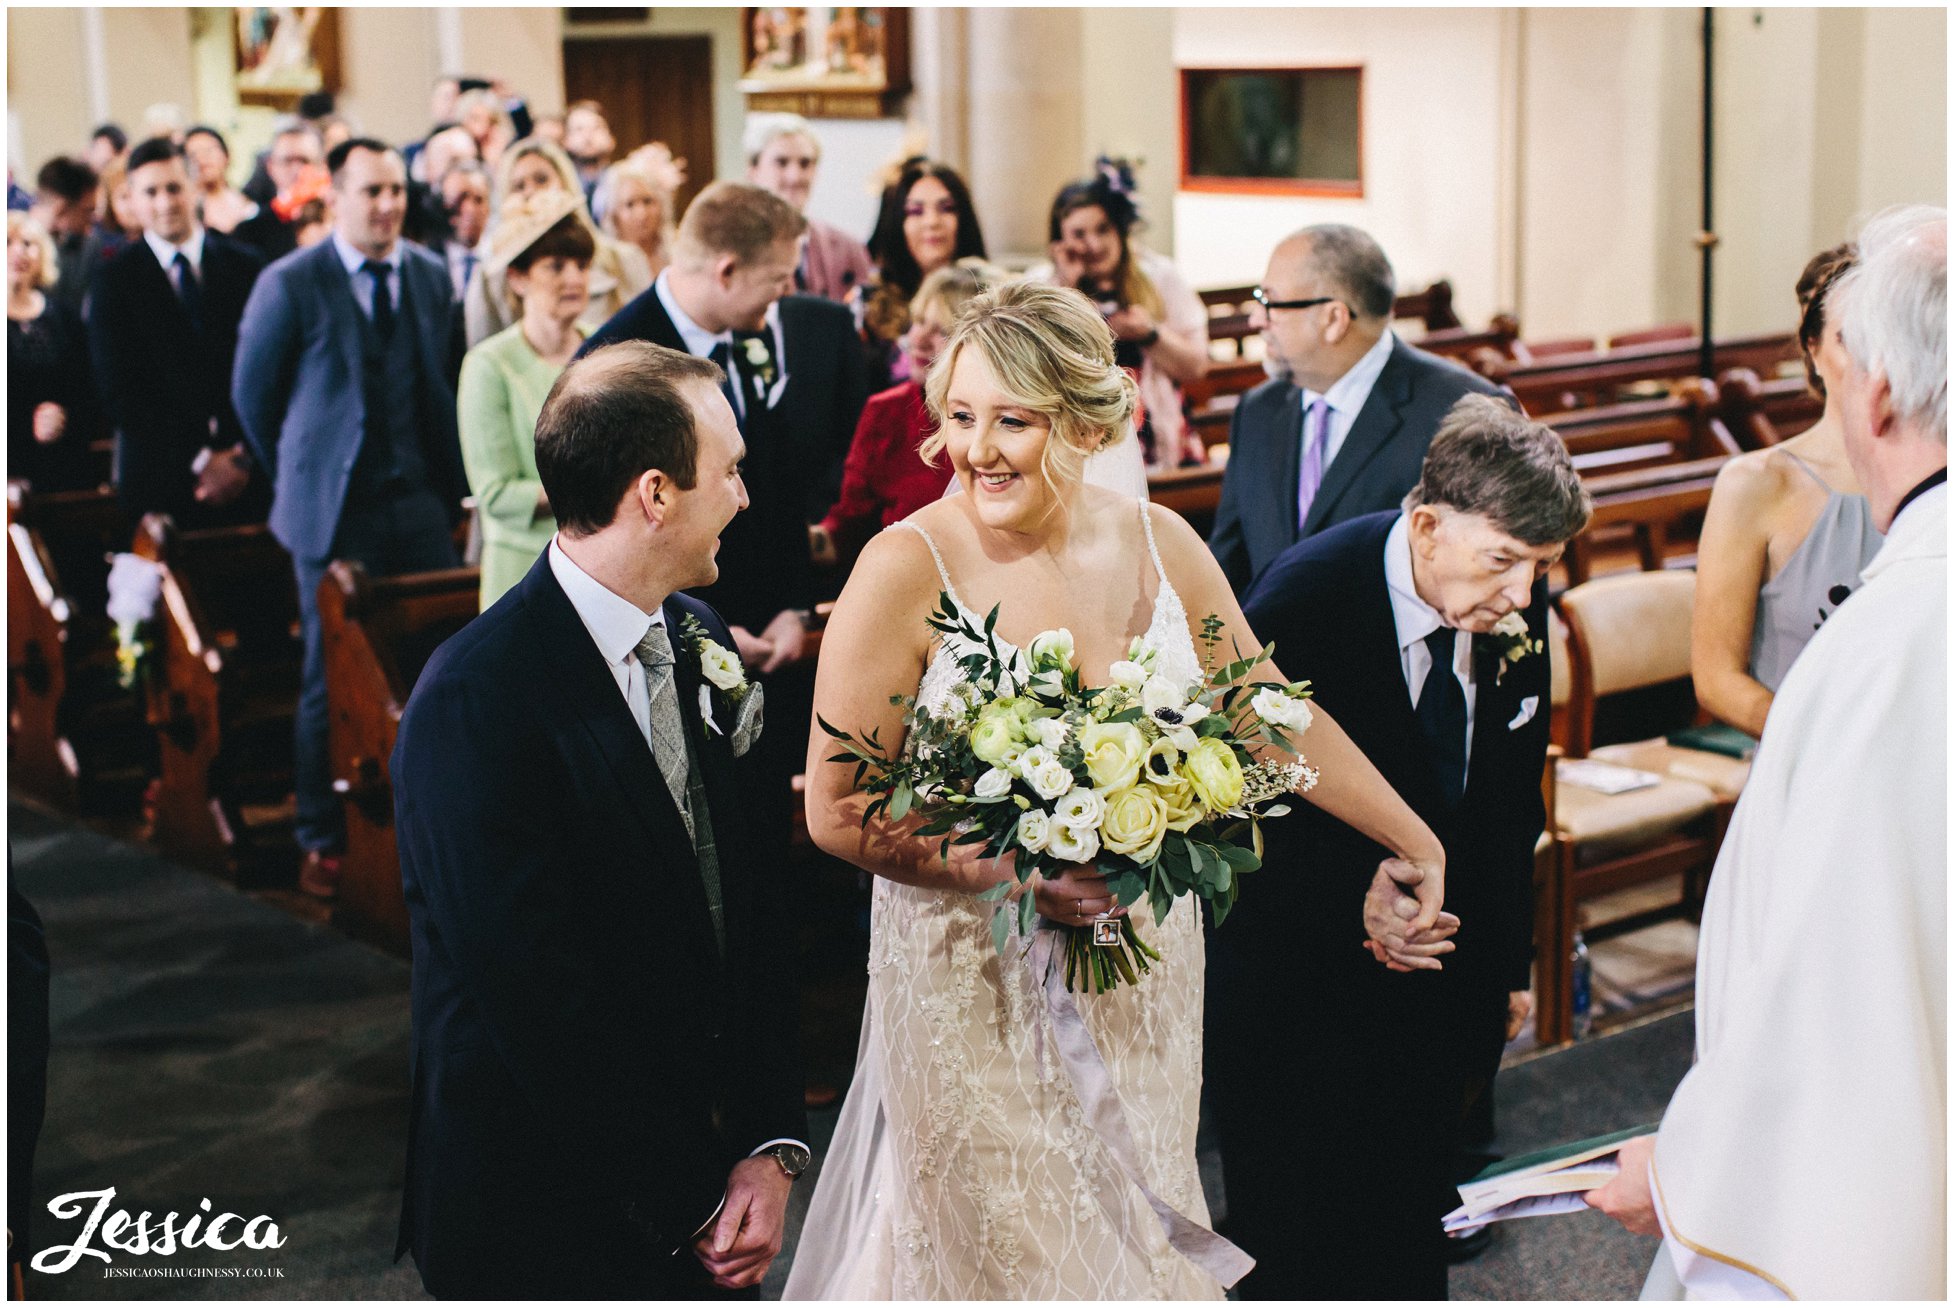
<box><xmin>11</xmin><ymin>800</ymin><xmax>1688</xmax><ymax>1299</ymax></box>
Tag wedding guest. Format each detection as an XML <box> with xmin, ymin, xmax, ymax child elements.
<box><xmin>860</xmin><ymin>158</ymin><xmax>987</xmax><ymax>390</ymax></box>
<box><xmin>86</xmin><ymin>123</ymin><xmax>126</xmax><ymax>175</ymax></box>
<box><xmin>1691</xmin><ymin>243</ymin><xmax>1883</xmax><ymax>739</ymax></box>
<box><xmin>404</xmin><ymin>124</ymin><xmax>481</xmax><ymax>247</ymax></box>
<box><xmin>1209</xmin><ymin>224</ymin><xmax>1511</xmax><ymax>593</ymax></box>
<box><xmin>182</xmin><ymin>125</ymin><xmax>258</xmax><ymax>235</ymax></box>
<box><xmin>1027</xmin><ymin>161</ymin><xmax>1210</xmax><ymax>469</ymax></box>
<box><xmin>1587</xmin><ymin>204</ymin><xmax>1945</xmax><ymax>1303</ymax></box>
<box><xmin>464</xmin><ymin>138</ymin><xmax>649</xmax><ymax>348</ymax></box>
<box><xmin>1217</xmin><ymin>395</ymin><xmax>1591</xmax><ymax>1300</ymax></box>
<box><xmin>812</xmin><ymin>262</ymin><xmax>990</xmax><ymax>566</ymax></box>
<box><xmin>31</xmin><ymin>157</ymin><xmax>105</xmax><ymax>317</ymax></box>
<box><xmin>744</xmin><ymin>113</ymin><xmax>873</xmax><ymax>302</ymax></box>
<box><xmin>89</xmin><ymin>137</ymin><xmax>266</xmax><ymax>526</ymax></box>
<box><xmin>433</xmin><ymin>163</ymin><xmax>490</xmax><ymax>302</ymax></box>
<box><xmin>95</xmin><ymin>154</ymin><xmax>143</xmax><ymax>246</ymax></box>
<box><xmin>592</xmin><ymin>155</ymin><xmax>678</xmax><ymax>281</ymax></box>
<box><xmin>232</xmin><ymin>118</ymin><xmax>323</xmax><ymax>262</ymax></box>
<box><xmin>562</xmin><ymin>99</ymin><xmax>615</xmax><ymax>200</ymax></box>
<box><xmin>454</xmin><ymin>87</ymin><xmax>515</xmax><ymax>171</ymax></box>
<box><xmin>8</xmin><ymin>211</ymin><xmax>101</xmax><ymax>491</ymax></box>
<box><xmin>459</xmin><ymin>192</ymin><xmax>593</xmax><ymax>607</ymax></box>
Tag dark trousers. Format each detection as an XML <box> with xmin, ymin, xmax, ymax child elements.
<box><xmin>294</xmin><ymin>487</ymin><xmax>457</xmax><ymax>852</ymax></box>
<box><xmin>1210</xmin><ymin>964</ymin><xmax>1508</xmax><ymax>1301</ymax></box>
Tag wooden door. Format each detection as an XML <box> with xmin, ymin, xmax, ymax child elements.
<box><xmin>562</xmin><ymin>35</ymin><xmax>715</xmax><ymax>214</ymax></box>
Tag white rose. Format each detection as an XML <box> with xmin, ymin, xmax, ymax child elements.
<box><xmin>1053</xmin><ymin>786</ymin><xmax>1107</xmax><ymax>832</ymax></box>
<box><xmin>1017</xmin><ymin>809</ymin><xmax>1053</xmax><ymax>853</ymax></box>
<box><xmin>1025</xmin><ymin>716</ymin><xmax>1071</xmax><ymax>750</ymax></box>
<box><xmin>1140</xmin><ymin>676</ymin><xmax>1188</xmax><ymax>716</ymax></box>
<box><xmin>1028</xmin><ymin>627</ymin><xmax>1076</xmax><ymax>671</ymax></box>
<box><xmin>974</xmin><ymin>767</ymin><xmax>1014</xmax><ymax>799</ymax></box>
<box><xmin>1047</xmin><ymin>822</ymin><xmax>1101</xmax><ymax>864</ymax></box>
<box><xmin>698</xmin><ymin>640</ymin><xmax>746</xmax><ymax>692</ymax></box>
<box><xmin>1108</xmin><ymin>659</ymin><xmax>1148</xmax><ymax>688</ymax></box>
<box><xmin>1251</xmin><ymin>687</ymin><xmax>1314</xmax><ymax>734</ymax></box>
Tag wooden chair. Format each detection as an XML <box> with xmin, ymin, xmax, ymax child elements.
<box><xmin>319</xmin><ymin>561</ymin><xmax>482</xmax><ymax>953</ymax></box>
<box><xmin>1606</xmin><ymin>323</ymin><xmax>1695</xmax><ymax>351</ymax></box>
<box><xmin>1491</xmin><ymin>332</ymin><xmax>1801</xmax><ymax>414</ymax></box>
<box><xmin>132</xmin><ymin>514</ymin><xmax>302</xmax><ymax>881</ymax></box>
<box><xmin>6</xmin><ymin>482</ymin><xmax>144</xmax><ymax>812</ymax></box>
<box><xmin>1717</xmin><ymin>366</ymin><xmax>1823</xmax><ymax>450</ymax></box>
<box><xmin>1147</xmin><ymin>465</ymin><xmax>1226</xmax><ymax>537</ymax></box>
<box><xmin>1536</xmin><ymin>572</ymin><xmax>1726</xmax><ymax>1043</ymax></box>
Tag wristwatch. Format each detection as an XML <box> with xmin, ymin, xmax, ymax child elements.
<box><xmin>764</xmin><ymin>1143</ymin><xmax>811</xmax><ymax>1180</ymax></box>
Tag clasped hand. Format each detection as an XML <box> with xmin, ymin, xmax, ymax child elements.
<box><xmin>691</xmin><ymin>1156</ymin><xmax>793</xmax><ymax>1289</ymax></box>
<box><xmin>1029</xmin><ymin>865</ymin><xmax>1130</xmax><ymax>926</ymax></box>
<box><xmin>1361</xmin><ymin>856</ymin><xmax>1458</xmax><ymax>972</ymax></box>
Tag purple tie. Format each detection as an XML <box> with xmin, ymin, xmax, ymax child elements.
<box><xmin>1296</xmin><ymin>397</ymin><xmax>1331</xmax><ymax>530</ymax></box>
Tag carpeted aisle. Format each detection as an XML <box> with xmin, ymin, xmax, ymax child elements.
<box><xmin>10</xmin><ymin>800</ymin><xmax>1687</xmax><ymax>1299</ymax></box>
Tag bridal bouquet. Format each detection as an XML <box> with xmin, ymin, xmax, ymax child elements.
<box><xmin>821</xmin><ymin>596</ymin><xmax>1319</xmax><ymax>992</ymax></box>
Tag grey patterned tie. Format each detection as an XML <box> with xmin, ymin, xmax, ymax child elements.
<box><xmin>635</xmin><ymin>621</ymin><xmax>725</xmax><ymax>953</ymax></box>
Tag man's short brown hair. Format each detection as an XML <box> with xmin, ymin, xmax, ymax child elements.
<box><xmin>1404</xmin><ymin>395</ymin><xmax>1592</xmax><ymax>545</ymax></box>
<box><xmin>674</xmin><ymin>180</ymin><xmax>807</xmax><ymax>268</ymax></box>
<box><xmin>533</xmin><ymin>342</ymin><xmax>726</xmax><ymax>536</ymax></box>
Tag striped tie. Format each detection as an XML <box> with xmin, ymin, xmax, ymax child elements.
<box><xmin>634</xmin><ymin>621</ymin><xmax>725</xmax><ymax>952</ymax></box>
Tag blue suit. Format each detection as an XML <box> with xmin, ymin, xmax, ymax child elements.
<box><xmin>232</xmin><ymin>237</ymin><xmax>467</xmax><ymax>853</ymax></box>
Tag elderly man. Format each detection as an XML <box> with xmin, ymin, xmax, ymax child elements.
<box><xmin>232</xmin><ymin>117</ymin><xmax>323</xmax><ymax>262</ymax></box>
<box><xmin>1587</xmin><ymin>208</ymin><xmax>1946</xmax><ymax>1299</ymax></box>
<box><xmin>1209</xmin><ymin>224</ymin><xmax>1510</xmax><ymax>594</ymax></box>
<box><xmin>1211</xmin><ymin>395</ymin><xmax>1592</xmax><ymax>1299</ymax></box>
<box><xmin>744</xmin><ymin>112</ymin><xmax>874</xmax><ymax>303</ymax></box>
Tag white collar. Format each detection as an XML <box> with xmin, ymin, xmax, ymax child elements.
<box><xmin>1383</xmin><ymin>511</ymin><xmax>1446</xmax><ymax>651</ymax></box>
<box><xmin>143</xmin><ymin>226</ymin><xmax>205</xmax><ymax>272</ymax></box>
<box><xmin>654</xmin><ymin>268</ymin><xmax>730</xmax><ymax>359</ymax></box>
<box><xmin>547</xmin><ymin>537</ymin><xmax>665</xmax><ymax>668</ymax></box>
<box><xmin>1863</xmin><ymin>480</ymin><xmax>1946</xmax><ymax>582</ymax></box>
<box><xmin>331</xmin><ymin>230</ymin><xmax>402</xmax><ymax>277</ymax></box>
<box><xmin>1304</xmin><ymin>326</ymin><xmax>1397</xmax><ymax>416</ymax></box>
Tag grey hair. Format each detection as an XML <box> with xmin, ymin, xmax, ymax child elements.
<box><xmin>1832</xmin><ymin>204</ymin><xmax>1947</xmax><ymax>444</ymax></box>
<box><xmin>1404</xmin><ymin>395</ymin><xmax>1592</xmax><ymax>545</ymax></box>
<box><xmin>269</xmin><ymin>115</ymin><xmax>322</xmax><ymax>147</ymax></box>
<box><xmin>743</xmin><ymin>112</ymin><xmax>820</xmax><ymax>166</ymax></box>
<box><xmin>1299</xmin><ymin>223</ymin><xmax>1396</xmax><ymax>320</ymax></box>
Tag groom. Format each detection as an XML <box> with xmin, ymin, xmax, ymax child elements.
<box><xmin>1209</xmin><ymin>395</ymin><xmax>1591</xmax><ymax>1299</ymax></box>
<box><xmin>393</xmin><ymin>341</ymin><xmax>809</xmax><ymax>1298</ymax></box>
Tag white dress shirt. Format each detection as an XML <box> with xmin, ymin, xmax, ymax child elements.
<box><xmin>331</xmin><ymin>231</ymin><xmax>404</xmax><ymax>322</ymax></box>
<box><xmin>1301</xmin><ymin>326</ymin><xmax>1397</xmax><ymax>473</ymax></box>
<box><xmin>1383</xmin><ymin>512</ymin><xmax>1477</xmax><ymax>774</ymax></box>
<box><xmin>652</xmin><ymin>270</ymin><xmax>786</xmax><ymax>419</ymax></box>
<box><xmin>548</xmin><ymin>537</ymin><xmax>664</xmax><ymax>752</ymax></box>
<box><xmin>444</xmin><ymin>240</ymin><xmax>483</xmax><ymax>302</ymax></box>
<box><xmin>143</xmin><ymin>225</ymin><xmax>206</xmax><ymax>286</ymax></box>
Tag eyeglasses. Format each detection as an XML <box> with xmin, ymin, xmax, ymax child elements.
<box><xmin>1252</xmin><ymin>287</ymin><xmax>1341</xmax><ymax>312</ymax></box>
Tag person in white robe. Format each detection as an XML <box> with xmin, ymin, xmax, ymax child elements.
<box><xmin>1585</xmin><ymin>204</ymin><xmax>1947</xmax><ymax>1300</ymax></box>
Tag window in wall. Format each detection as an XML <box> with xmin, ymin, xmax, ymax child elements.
<box><xmin>1179</xmin><ymin>66</ymin><xmax>1364</xmax><ymax>197</ymax></box>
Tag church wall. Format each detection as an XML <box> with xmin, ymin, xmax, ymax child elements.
<box><xmin>1856</xmin><ymin>8</ymin><xmax>1947</xmax><ymax>218</ymax></box>
<box><xmin>8</xmin><ymin>8</ymin><xmax>92</xmax><ymax>170</ymax></box>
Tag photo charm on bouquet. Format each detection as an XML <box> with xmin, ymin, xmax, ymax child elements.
<box><xmin>820</xmin><ymin>593</ymin><xmax>1318</xmax><ymax>991</ymax></box>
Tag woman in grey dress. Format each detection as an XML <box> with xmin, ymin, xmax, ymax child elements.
<box><xmin>1692</xmin><ymin>243</ymin><xmax>1884</xmax><ymax>739</ymax></box>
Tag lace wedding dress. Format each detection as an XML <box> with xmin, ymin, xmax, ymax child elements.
<box><xmin>785</xmin><ymin>502</ymin><xmax>1225</xmax><ymax>1300</ymax></box>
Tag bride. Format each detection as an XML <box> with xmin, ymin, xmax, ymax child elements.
<box><xmin>787</xmin><ymin>283</ymin><xmax>1453</xmax><ymax>1299</ymax></box>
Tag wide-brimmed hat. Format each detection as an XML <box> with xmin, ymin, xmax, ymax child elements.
<box><xmin>485</xmin><ymin>188</ymin><xmax>589</xmax><ymax>275</ymax></box>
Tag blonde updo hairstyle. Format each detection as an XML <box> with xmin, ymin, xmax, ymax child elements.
<box><xmin>920</xmin><ymin>281</ymin><xmax>1138</xmax><ymax>502</ymax></box>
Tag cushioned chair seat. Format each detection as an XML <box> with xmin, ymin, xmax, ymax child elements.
<box><xmin>1554</xmin><ymin>772</ymin><xmax>1717</xmax><ymax>861</ymax></box>
<box><xmin>1591</xmin><ymin>739</ymin><xmax>1750</xmax><ymax>801</ymax></box>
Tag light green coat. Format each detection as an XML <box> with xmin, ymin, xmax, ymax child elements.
<box><xmin>457</xmin><ymin>323</ymin><xmax>583</xmax><ymax>606</ymax></box>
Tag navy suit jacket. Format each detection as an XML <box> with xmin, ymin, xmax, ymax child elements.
<box><xmin>231</xmin><ymin>239</ymin><xmax>467</xmax><ymax>563</ymax></box>
<box><xmin>1225</xmin><ymin>511</ymin><xmax>1548</xmax><ymax>1002</ymax></box>
<box><xmin>392</xmin><ymin>554</ymin><xmax>805</xmax><ymax>1298</ymax></box>
<box><xmin>1207</xmin><ymin>337</ymin><xmax>1511</xmax><ymax>593</ymax></box>
<box><xmin>88</xmin><ymin>232</ymin><xmax>267</xmax><ymax>523</ymax></box>
<box><xmin>578</xmin><ymin>289</ymin><xmax>815</xmax><ymax>630</ymax></box>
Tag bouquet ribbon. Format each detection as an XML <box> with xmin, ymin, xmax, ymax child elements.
<box><xmin>1025</xmin><ymin>924</ymin><xmax>1256</xmax><ymax>1288</ymax></box>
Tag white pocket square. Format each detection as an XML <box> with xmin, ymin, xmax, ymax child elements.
<box><xmin>1508</xmin><ymin>696</ymin><xmax>1540</xmax><ymax>730</ymax></box>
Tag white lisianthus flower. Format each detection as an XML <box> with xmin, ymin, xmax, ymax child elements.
<box><xmin>1025</xmin><ymin>716</ymin><xmax>1071</xmax><ymax>750</ymax></box>
<box><xmin>1017</xmin><ymin>746</ymin><xmax>1076</xmax><ymax>800</ymax></box>
<box><xmin>1047</xmin><ymin>822</ymin><xmax>1101</xmax><ymax>864</ymax></box>
<box><xmin>1028</xmin><ymin>668</ymin><xmax>1067</xmax><ymax>700</ymax></box>
<box><xmin>1251</xmin><ymin>687</ymin><xmax>1314</xmax><ymax>734</ymax></box>
<box><xmin>699</xmin><ymin>640</ymin><xmax>746</xmax><ymax>692</ymax></box>
<box><xmin>1017</xmin><ymin>809</ymin><xmax>1053</xmax><ymax>853</ymax></box>
<box><xmin>974</xmin><ymin>767</ymin><xmax>1014</xmax><ymax>799</ymax></box>
<box><xmin>1108</xmin><ymin>659</ymin><xmax>1149</xmax><ymax>689</ymax></box>
<box><xmin>1053</xmin><ymin>786</ymin><xmax>1107</xmax><ymax>832</ymax></box>
<box><xmin>1028</xmin><ymin>628</ymin><xmax>1076</xmax><ymax>671</ymax></box>
<box><xmin>1492</xmin><ymin>612</ymin><xmax>1529</xmax><ymax>640</ymax></box>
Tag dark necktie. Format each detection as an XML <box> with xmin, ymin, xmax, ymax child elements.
<box><xmin>458</xmin><ymin>250</ymin><xmax>477</xmax><ymax>298</ymax></box>
<box><xmin>171</xmin><ymin>251</ymin><xmax>203</xmax><ymax>334</ymax></box>
<box><xmin>361</xmin><ymin>258</ymin><xmax>395</xmax><ymax>341</ymax></box>
<box><xmin>1415</xmin><ymin>626</ymin><xmax>1468</xmax><ymax>807</ymax></box>
<box><xmin>708</xmin><ymin>340</ymin><xmax>745</xmax><ymax>427</ymax></box>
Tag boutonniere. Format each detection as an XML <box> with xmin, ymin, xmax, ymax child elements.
<box><xmin>740</xmin><ymin>334</ymin><xmax>777</xmax><ymax>392</ymax></box>
<box><xmin>680</xmin><ymin>614</ymin><xmax>764</xmax><ymax>756</ymax></box>
<box><xmin>1486</xmin><ymin>612</ymin><xmax>1544</xmax><ymax>684</ymax></box>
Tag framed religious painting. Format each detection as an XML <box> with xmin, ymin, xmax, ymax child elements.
<box><xmin>233</xmin><ymin>6</ymin><xmax>342</xmax><ymax>110</ymax></box>
<box><xmin>738</xmin><ymin>7</ymin><xmax>910</xmax><ymax>119</ymax></box>
<box><xmin>1179</xmin><ymin>66</ymin><xmax>1365</xmax><ymax>197</ymax></box>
